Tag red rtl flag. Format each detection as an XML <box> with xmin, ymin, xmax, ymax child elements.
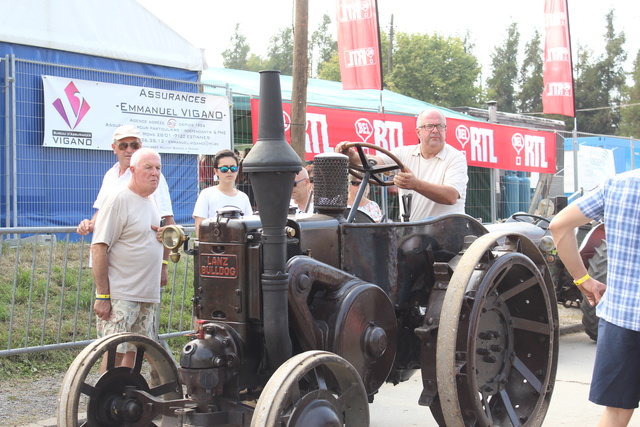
<box><xmin>335</xmin><ymin>0</ymin><xmax>382</xmax><ymax>90</ymax></box>
<box><xmin>543</xmin><ymin>0</ymin><xmax>575</xmax><ymax>117</ymax></box>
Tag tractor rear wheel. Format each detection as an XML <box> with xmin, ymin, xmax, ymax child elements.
<box><xmin>436</xmin><ymin>232</ymin><xmax>559</xmax><ymax>427</ymax></box>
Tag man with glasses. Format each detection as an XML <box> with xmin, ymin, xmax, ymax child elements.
<box><xmin>77</xmin><ymin>125</ymin><xmax>175</xmax><ymax>264</ymax></box>
<box><xmin>336</xmin><ymin>108</ymin><xmax>467</xmax><ymax>221</ymax></box>
<box><xmin>290</xmin><ymin>167</ymin><xmax>314</xmax><ymax>214</ymax></box>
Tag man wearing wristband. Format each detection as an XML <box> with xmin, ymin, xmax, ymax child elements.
<box><xmin>550</xmin><ymin>169</ymin><xmax>640</xmax><ymax>427</ymax></box>
<box><xmin>91</xmin><ymin>148</ymin><xmax>167</xmax><ymax>369</ymax></box>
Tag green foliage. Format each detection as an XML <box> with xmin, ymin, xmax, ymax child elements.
<box><xmin>311</xmin><ymin>14</ymin><xmax>337</xmax><ymax>77</ymax></box>
<box><xmin>0</xmin><ymin>348</ymin><xmax>80</xmax><ymax>379</ymax></box>
<box><xmin>518</xmin><ymin>30</ymin><xmax>543</xmax><ymax>113</ymax></box>
<box><xmin>222</xmin><ymin>24</ymin><xmax>251</xmax><ymax>70</ymax></box>
<box><xmin>385</xmin><ymin>32</ymin><xmax>482</xmax><ymax>108</ymax></box>
<box><xmin>317</xmin><ymin>52</ymin><xmax>341</xmax><ymax>82</ymax></box>
<box><xmin>245</xmin><ymin>53</ymin><xmax>268</xmax><ymax>72</ymax></box>
<box><xmin>0</xmin><ymin>241</ymin><xmax>194</xmax><ymax>354</ymax></box>
<box><xmin>265</xmin><ymin>27</ymin><xmax>294</xmax><ymax>76</ymax></box>
<box><xmin>486</xmin><ymin>23</ymin><xmax>520</xmax><ymax>113</ymax></box>
<box><xmin>573</xmin><ymin>10</ymin><xmax>627</xmax><ymax>134</ymax></box>
<box><xmin>219</xmin><ymin>9</ymin><xmax>634</xmax><ymax>138</ymax></box>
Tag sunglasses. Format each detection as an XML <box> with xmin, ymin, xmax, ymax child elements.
<box><xmin>217</xmin><ymin>165</ymin><xmax>238</xmax><ymax>173</ymax></box>
<box><xmin>350</xmin><ymin>181</ymin><xmax>362</xmax><ymax>186</ymax></box>
<box><xmin>117</xmin><ymin>141</ymin><xmax>141</xmax><ymax>150</ymax></box>
<box><xmin>293</xmin><ymin>178</ymin><xmax>306</xmax><ymax>187</ymax></box>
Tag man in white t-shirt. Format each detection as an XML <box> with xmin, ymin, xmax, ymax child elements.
<box><xmin>336</xmin><ymin>109</ymin><xmax>467</xmax><ymax>221</ymax></box>
<box><xmin>77</xmin><ymin>125</ymin><xmax>174</xmax><ymax>282</ymax></box>
<box><xmin>92</xmin><ymin>148</ymin><xmax>166</xmax><ymax>369</ymax></box>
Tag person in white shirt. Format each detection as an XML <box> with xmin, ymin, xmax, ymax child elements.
<box><xmin>335</xmin><ymin>109</ymin><xmax>468</xmax><ymax>221</ymax></box>
<box><xmin>192</xmin><ymin>149</ymin><xmax>253</xmax><ymax>238</ymax></box>
<box><xmin>92</xmin><ymin>148</ymin><xmax>166</xmax><ymax>369</ymax></box>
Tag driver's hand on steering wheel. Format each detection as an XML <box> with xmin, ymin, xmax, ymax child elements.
<box><xmin>393</xmin><ymin>168</ymin><xmax>416</xmax><ymax>190</ymax></box>
<box><xmin>334</xmin><ymin>141</ymin><xmax>359</xmax><ymax>162</ymax></box>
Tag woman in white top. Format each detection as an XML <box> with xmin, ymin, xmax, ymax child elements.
<box><xmin>193</xmin><ymin>149</ymin><xmax>253</xmax><ymax>238</ymax></box>
<box><xmin>347</xmin><ymin>177</ymin><xmax>383</xmax><ymax>222</ymax></box>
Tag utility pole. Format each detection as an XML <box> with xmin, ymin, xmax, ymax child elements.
<box><xmin>291</xmin><ymin>0</ymin><xmax>309</xmax><ymax>164</ymax></box>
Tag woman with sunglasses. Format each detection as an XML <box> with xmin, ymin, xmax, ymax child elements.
<box><xmin>192</xmin><ymin>149</ymin><xmax>253</xmax><ymax>238</ymax></box>
<box><xmin>347</xmin><ymin>178</ymin><xmax>383</xmax><ymax>222</ymax></box>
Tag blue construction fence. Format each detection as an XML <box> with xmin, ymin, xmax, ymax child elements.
<box><xmin>1</xmin><ymin>46</ymin><xmax>231</xmax><ymax>241</ymax></box>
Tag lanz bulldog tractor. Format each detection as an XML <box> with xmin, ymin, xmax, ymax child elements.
<box><xmin>57</xmin><ymin>71</ymin><xmax>561</xmax><ymax>427</ymax></box>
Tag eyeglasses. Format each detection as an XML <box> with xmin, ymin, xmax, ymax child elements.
<box><xmin>350</xmin><ymin>181</ymin><xmax>362</xmax><ymax>187</ymax></box>
<box><xmin>217</xmin><ymin>165</ymin><xmax>238</xmax><ymax>173</ymax></box>
<box><xmin>418</xmin><ymin>124</ymin><xmax>446</xmax><ymax>132</ymax></box>
<box><xmin>117</xmin><ymin>141</ymin><xmax>141</xmax><ymax>150</ymax></box>
<box><xmin>293</xmin><ymin>178</ymin><xmax>306</xmax><ymax>187</ymax></box>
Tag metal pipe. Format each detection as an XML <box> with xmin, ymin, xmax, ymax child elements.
<box><xmin>486</xmin><ymin>100</ymin><xmax>498</xmax><ymax>222</ymax></box>
<box><xmin>3</xmin><ymin>55</ymin><xmax>10</xmax><ymax>230</ymax></box>
<box><xmin>10</xmin><ymin>55</ymin><xmax>17</xmax><ymax>228</ymax></box>
<box><xmin>242</xmin><ymin>70</ymin><xmax>301</xmax><ymax>369</ymax></box>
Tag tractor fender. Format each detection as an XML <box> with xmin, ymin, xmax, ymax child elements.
<box><xmin>578</xmin><ymin>222</ymin><xmax>606</xmax><ymax>268</ymax></box>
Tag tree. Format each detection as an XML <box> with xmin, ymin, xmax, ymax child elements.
<box><xmin>264</xmin><ymin>27</ymin><xmax>295</xmax><ymax>76</ymax></box>
<box><xmin>518</xmin><ymin>30</ymin><xmax>543</xmax><ymax>113</ymax></box>
<box><xmin>486</xmin><ymin>23</ymin><xmax>520</xmax><ymax>113</ymax></box>
<box><xmin>222</xmin><ymin>24</ymin><xmax>250</xmax><ymax>70</ymax></box>
<box><xmin>574</xmin><ymin>10</ymin><xmax>627</xmax><ymax>134</ymax></box>
<box><xmin>572</xmin><ymin>46</ymin><xmax>603</xmax><ymax>131</ymax></box>
<box><xmin>619</xmin><ymin>49</ymin><xmax>640</xmax><ymax>138</ymax></box>
<box><xmin>317</xmin><ymin>51</ymin><xmax>341</xmax><ymax>82</ymax></box>
<box><xmin>310</xmin><ymin>14</ymin><xmax>337</xmax><ymax>77</ymax></box>
<box><xmin>385</xmin><ymin>32</ymin><xmax>482</xmax><ymax>108</ymax></box>
<box><xmin>244</xmin><ymin>53</ymin><xmax>267</xmax><ymax>73</ymax></box>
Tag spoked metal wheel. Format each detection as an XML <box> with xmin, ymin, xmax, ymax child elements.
<box><xmin>57</xmin><ymin>332</ymin><xmax>182</xmax><ymax>427</ymax></box>
<box><xmin>436</xmin><ymin>232</ymin><xmax>559</xmax><ymax>427</ymax></box>
<box><xmin>251</xmin><ymin>350</ymin><xmax>369</xmax><ymax>427</ymax></box>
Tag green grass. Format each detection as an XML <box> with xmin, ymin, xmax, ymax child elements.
<box><xmin>0</xmin><ymin>348</ymin><xmax>81</xmax><ymax>379</ymax></box>
<box><xmin>0</xmin><ymin>240</ymin><xmax>195</xmax><ymax>378</ymax></box>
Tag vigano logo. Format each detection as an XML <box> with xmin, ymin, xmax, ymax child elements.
<box><xmin>52</xmin><ymin>81</ymin><xmax>91</xmax><ymax>129</ymax></box>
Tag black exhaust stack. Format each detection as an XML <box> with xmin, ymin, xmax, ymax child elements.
<box><xmin>242</xmin><ymin>70</ymin><xmax>301</xmax><ymax>369</ymax></box>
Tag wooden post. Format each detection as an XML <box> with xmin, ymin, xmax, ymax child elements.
<box><xmin>291</xmin><ymin>0</ymin><xmax>309</xmax><ymax>164</ymax></box>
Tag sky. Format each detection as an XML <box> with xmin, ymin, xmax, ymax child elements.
<box><xmin>136</xmin><ymin>0</ymin><xmax>639</xmax><ymax>79</ymax></box>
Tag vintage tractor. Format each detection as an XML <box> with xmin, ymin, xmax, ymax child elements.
<box><xmin>57</xmin><ymin>71</ymin><xmax>561</xmax><ymax>426</ymax></box>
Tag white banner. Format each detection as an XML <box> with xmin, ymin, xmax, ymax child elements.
<box><xmin>563</xmin><ymin>145</ymin><xmax>616</xmax><ymax>192</ymax></box>
<box><xmin>42</xmin><ymin>75</ymin><xmax>231</xmax><ymax>154</ymax></box>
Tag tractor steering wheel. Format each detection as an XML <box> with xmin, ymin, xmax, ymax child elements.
<box><xmin>511</xmin><ymin>213</ymin><xmax>551</xmax><ymax>228</ymax></box>
<box><xmin>342</xmin><ymin>142</ymin><xmax>406</xmax><ymax>186</ymax></box>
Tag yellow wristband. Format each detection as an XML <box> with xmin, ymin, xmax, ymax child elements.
<box><xmin>162</xmin><ymin>260</ymin><xmax>169</xmax><ymax>265</ymax></box>
<box><xmin>96</xmin><ymin>294</ymin><xmax>110</xmax><ymax>299</ymax></box>
<box><xmin>573</xmin><ymin>274</ymin><xmax>590</xmax><ymax>286</ymax></box>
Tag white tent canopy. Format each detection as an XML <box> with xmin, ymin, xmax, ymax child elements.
<box><xmin>0</xmin><ymin>0</ymin><xmax>206</xmax><ymax>71</ymax></box>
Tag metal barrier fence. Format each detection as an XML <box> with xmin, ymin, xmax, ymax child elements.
<box><xmin>1</xmin><ymin>55</ymin><xmax>233</xmax><ymax>231</ymax></box>
<box><xmin>0</xmin><ymin>226</ymin><xmax>195</xmax><ymax>357</ymax></box>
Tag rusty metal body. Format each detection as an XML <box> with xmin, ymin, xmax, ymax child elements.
<box><xmin>57</xmin><ymin>71</ymin><xmax>561</xmax><ymax>427</ymax></box>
